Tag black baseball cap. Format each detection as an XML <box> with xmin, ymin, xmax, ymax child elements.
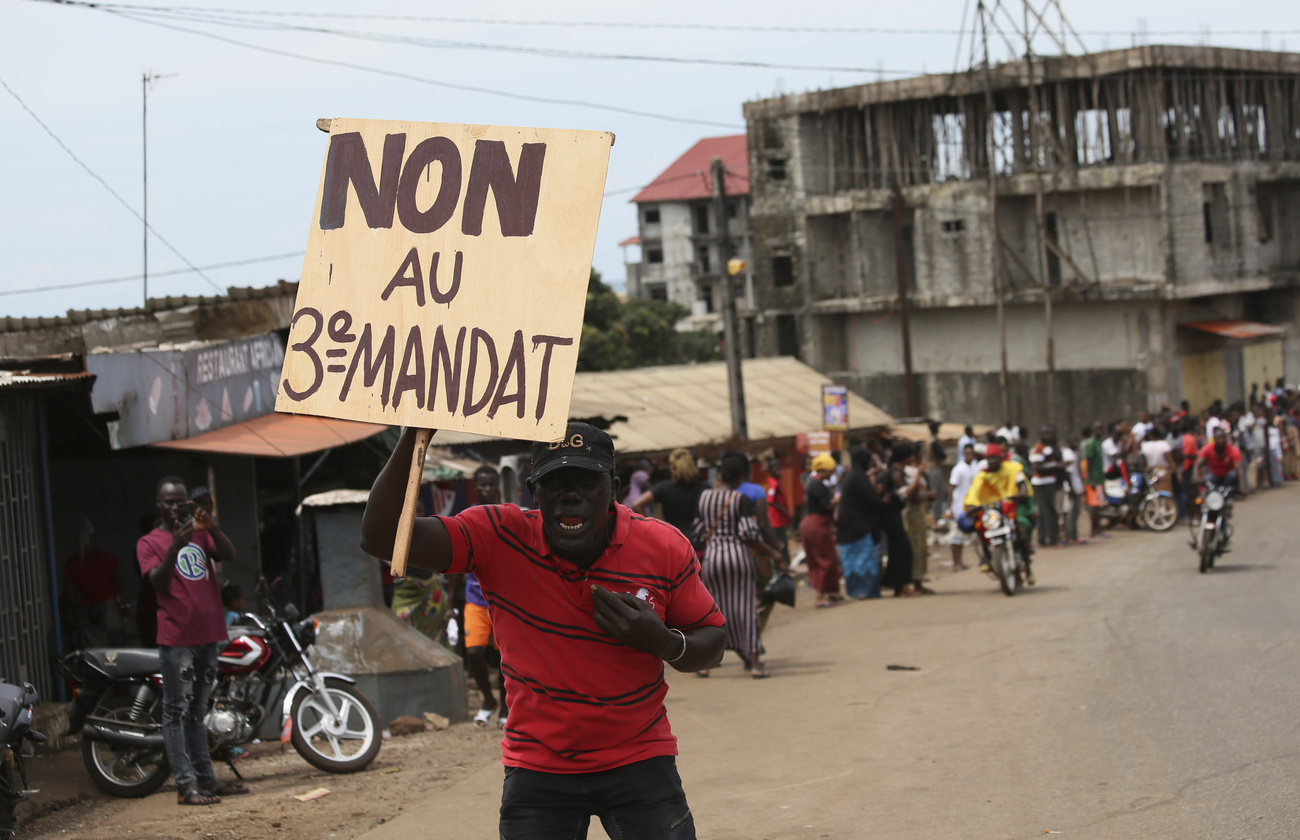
<box><xmin>530</xmin><ymin>422</ymin><xmax>616</xmax><ymax>482</ymax></box>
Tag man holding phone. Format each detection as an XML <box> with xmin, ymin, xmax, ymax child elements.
<box><xmin>136</xmin><ymin>475</ymin><xmax>245</xmax><ymax>806</ymax></box>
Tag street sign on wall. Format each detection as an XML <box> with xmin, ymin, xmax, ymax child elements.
<box><xmin>822</xmin><ymin>384</ymin><xmax>849</xmax><ymax>431</ymax></box>
<box><xmin>87</xmin><ymin>334</ymin><xmax>285</xmax><ymax>449</ymax></box>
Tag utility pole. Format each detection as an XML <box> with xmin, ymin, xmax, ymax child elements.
<box><xmin>1022</xmin><ymin>10</ymin><xmax>1056</xmax><ymax>427</ymax></box>
<box><xmin>890</xmin><ymin>176</ymin><xmax>919</xmax><ymax>417</ymax></box>
<box><xmin>711</xmin><ymin>157</ymin><xmax>748</xmax><ymax>439</ymax></box>
<box><xmin>141</xmin><ymin>71</ymin><xmax>175</xmax><ymax>307</ymax></box>
<box><xmin>979</xmin><ymin>3</ymin><xmax>1010</xmax><ymax>419</ymax></box>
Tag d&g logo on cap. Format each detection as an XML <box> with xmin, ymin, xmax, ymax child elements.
<box><xmin>176</xmin><ymin>544</ymin><xmax>208</xmax><ymax>581</ymax></box>
<box><xmin>547</xmin><ymin>434</ymin><xmax>589</xmax><ymax>451</ymax></box>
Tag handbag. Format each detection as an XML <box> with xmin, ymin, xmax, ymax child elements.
<box><xmin>761</xmin><ymin>572</ymin><xmax>797</xmax><ymax>608</ymax></box>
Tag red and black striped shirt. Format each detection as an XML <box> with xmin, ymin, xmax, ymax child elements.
<box><xmin>438</xmin><ymin>502</ymin><xmax>724</xmax><ymax>773</ymax></box>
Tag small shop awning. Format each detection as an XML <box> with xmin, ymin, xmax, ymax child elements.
<box><xmin>1181</xmin><ymin>320</ymin><xmax>1287</xmax><ymax>340</ymax></box>
<box><xmin>152</xmin><ymin>413</ymin><xmax>388</xmax><ymax>458</ymax></box>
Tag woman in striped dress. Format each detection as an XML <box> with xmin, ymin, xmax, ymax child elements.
<box><xmin>693</xmin><ymin>452</ymin><xmax>784</xmax><ymax>678</ymax></box>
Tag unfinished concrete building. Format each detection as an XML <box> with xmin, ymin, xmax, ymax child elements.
<box><xmin>742</xmin><ymin>45</ymin><xmax>1300</xmax><ymax>430</ymax></box>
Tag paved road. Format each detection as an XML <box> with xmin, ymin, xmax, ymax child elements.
<box><xmin>363</xmin><ymin>485</ymin><xmax>1300</xmax><ymax>839</ymax></box>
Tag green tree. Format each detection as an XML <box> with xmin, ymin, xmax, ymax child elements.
<box><xmin>577</xmin><ymin>269</ymin><xmax>721</xmax><ymax>371</ymax></box>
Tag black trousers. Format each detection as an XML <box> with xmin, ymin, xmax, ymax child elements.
<box><xmin>500</xmin><ymin>755</ymin><xmax>695</xmax><ymax>839</ymax></box>
<box><xmin>1036</xmin><ymin>483</ymin><xmax>1059</xmax><ymax>546</ymax></box>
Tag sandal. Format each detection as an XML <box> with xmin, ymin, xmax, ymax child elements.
<box><xmin>473</xmin><ymin>708</ymin><xmax>494</xmax><ymax>728</ymax></box>
<box><xmin>497</xmin><ymin>711</ymin><xmax>508</xmax><ymax>729</ymax></box>
<box><xmin>751</xmin><ymin>663</ymin><xmax>770</xmax><ymax>679</ymax></box>
<box><xmin>815</xmin><ymin>599</ymin><xmax>836</xmax><ymax>608</ymax></box>
<box><xmin>695</xmin><ymin>670</ymin><xmax>710</xmax><ymax>678</ymax></box>
<box><xmin>205</xmin><ymin>781</ymin><xmax>249</xmax><ymax>796</ymax></box>
<box><xmin>179</xmin><ymin>786</ymin><xmax>220</xmax><ymax>806</ymax></box>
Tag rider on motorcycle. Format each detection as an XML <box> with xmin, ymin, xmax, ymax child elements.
<box><xmin>963</xmin><ymin>443</ymin><xmax>1037</xmax><ymax>585</ymax></box>
<box><xmin>1194</xmin><ymin>425</ymin><xmax>1243</xmax><ymax>496</ymax></box>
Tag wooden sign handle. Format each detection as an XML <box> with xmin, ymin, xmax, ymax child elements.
<box><xmin>390</xmin><ymin>428</ymin><xmax>433</xmax><ymax>577</ymax></box>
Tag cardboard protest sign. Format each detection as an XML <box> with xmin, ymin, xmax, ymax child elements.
<box><xmin>276</xmin><ymin>118</ymin><xmax>612</xmax><ymax>443</ymax></box>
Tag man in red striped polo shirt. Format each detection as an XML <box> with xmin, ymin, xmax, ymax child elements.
<box><xmin>362</xmin><ymin>422</ymin><xmax>726</xmax><ymax>839</ymax></box>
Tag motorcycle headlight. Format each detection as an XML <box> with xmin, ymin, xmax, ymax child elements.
<box><xmin>981</xmin><ymin>509</ymin><xmax>1003</xmax><ymax>530</ymax></box>
<box><xmin>1205</xmin><ymin>490</ymin><xmax>1225</xmax><ymax>511</ymax></box>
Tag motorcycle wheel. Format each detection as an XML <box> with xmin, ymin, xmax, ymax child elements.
<box><xmin>1140</xmin><ymin>496</ymin><xmax>1177</xmax><ymax>532</ymax></box>
<box><xmin>1199</xmin><ymin>534</ymin><xmax>1213</xmax><ymax>574</ymax></box>
<box><xmin>993</xmin><ymin>544</ymin><xmax>1016</xmax><ymax>596</ymax></box>
<box><xmin>290</xmin><ymin>678</ymin><xmax>381</xmax><ymax>773</ymax></box>
<box><xmin>81</xmin><ymin>695</ymin><xmax>169</xmax><ymax>798</ymax></box>
<box><xmin>1</xmin><ymin>748</ymin><xmax>17</xmax><ymax>839</ymax></box>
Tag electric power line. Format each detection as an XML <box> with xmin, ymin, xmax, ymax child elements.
<box><xmin>0</xmin><ymin>251</ymin><xmax>303</xmax><ymax>298</ymax></box>
<box><xmin>55</xmin><ymin>3</ymin><xmax>916</xmax><ymax>76</ymax></box>
<box><xmin>54</xmin><ymin>4</ymin><xmax>747</xmax><ymax>130</ymax></box>
<box><xmin>29</xmin><ymin>3</ymin><xmax>1300</xmax><ymax>37</ymax></box>
<box><xmin>0</xmin><ymin>73</ymin><xmax>226</xmax><ymax>294</ymax></box>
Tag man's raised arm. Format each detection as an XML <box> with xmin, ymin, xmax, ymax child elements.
<box><xmin>360</xmin><ymin>427</ymin><xmax>455</xmax><ymax>573</ymax></box>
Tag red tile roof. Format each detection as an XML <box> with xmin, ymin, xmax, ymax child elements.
<box><xmin>631</xmin><ymin>135</ymin><xmax>749</xmax><ymax>204</ymax></box>
<box><xmin>618</xmin><ymin>235</ymin><xmax>641</xmax><ymax>246</ymax></box>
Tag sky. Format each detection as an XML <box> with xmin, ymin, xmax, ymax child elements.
<box><xmin>2</xmin><ymin>0</ymin><xmax>1296</xmax><ymax>319</ymax></box>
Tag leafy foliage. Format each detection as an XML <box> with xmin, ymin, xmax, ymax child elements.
<box><xmin>576</xmin><ymin>270</ymin><xmax>721</xmax><ymax>372</ymax></box>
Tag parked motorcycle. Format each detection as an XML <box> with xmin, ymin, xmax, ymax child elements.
<box><xmin>1099</xmin><ymin>468</ymin><xmax>1177</xmax><ymax>531</ymax></box>
<box><xmin>1190</xmin><ymin>476</ymin><xmax>1233</xmax><ymax>573</ymax></box>
<box><xmin>971</xmin><ymin>499</ymin><xmax>1028</xmax><ymax>596</ymax></box>
<box><xmin>63</xmin><ymin>578</ymin><xmax>381</xmax><ymax>798</ymax></box>
<box><xmin>1</xmin><ymin>680</ymin><xmax>44</xmax><ymax>839</ymax></box>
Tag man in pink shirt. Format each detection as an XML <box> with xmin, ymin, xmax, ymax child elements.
<box><xmin>136</xmin><ymin>476</ymin><xmax>245</xmax><ymax>806</ymax></box>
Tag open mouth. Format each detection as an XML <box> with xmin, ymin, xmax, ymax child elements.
<box><xmin>558</xmin><ymin>516</ymin><xmax>585</xmax><ymax>532</ymax></box>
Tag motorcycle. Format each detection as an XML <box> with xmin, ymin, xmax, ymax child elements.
<box><xmin>971</xmin><ymin>499</ymin><xmax>1028</xmax><ymax>596</ymax></box>
<box><xmin>63</xmin><ymin>578</ymin><xmax>381</xmax><ymax>798</ymax></box>
<box><xmin>1</xmin><ymin>680</ymin><xmax>44</xmax><ymax>839</ymax></box>
<box><xmin>1099</xmin><ymin>466</ymin><xmax>1178</xmax><ymax>532</ymax></box>
<box><xmin>1190</xmin><ymin>476</ymin><xmax>1233</xmax><ymax>574</ymax></box>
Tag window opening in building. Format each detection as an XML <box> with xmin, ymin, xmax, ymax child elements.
<box><xmin>643</xmin><ymin>207</ymin><xmax>660</xmax><ymax>224</ymax></box>
<box><xmin>646</xmin><ymin>247</ymin><xmax>664</xmax><ymax>264</ymax></box>
<box><xmin>744</xmin><ymin>316</ymin><xmax>756</xmax><ymax>359</ymax></box>
<box><xmin>727</xmin><ymin>202</ymin><xmax>738</xmax><ymax>219</ymax></box>
<box><xmin>776</xmin><ymin>314</ymin><xmax>799</xmax><ymax>358</ymax></box>
<box><xmin>942</xmin><ymin>219</ymin><xmax>965</xmax><ymax>234</ymax></box>
<box><xmin>695</xmin><ymin>205</ymin><xmax>710</xmax><ymax>234</ymax></box>
<box><xmin>697</xmin><ymin>245</ymin><xmax>711</xmax><ymax>274</ymax></box>
<box><xmin>1044</xmin><ymin>212</ymin><xmax>1061</xmax><ymax>286</ymax></box>
<box><xmin>701</xmin><ymin>281</ymin><xmax>715</xmax><ymax>314</ymax></box>
<box><xmin>1256</xmin><ymin>187</ymin><xmax>1274</xmax><ymax>243</ymax></box>
<box><xmin>1203</xmin><ymin>183</ymin><xmax>1228</xmax><ymax>246</ymax></box>
<box><xmin>768</xmin><ymin>158</ymin><xmax>787</xmax><ymax>181</ymax></box>
<box><xmin>648</xmin><ymin>284</ymin><xmax>668</xmax><ymax>302</ymax></box>
<box><xmin>772</xmin><ymin>255</ymin><xmax>795</xmax><ymax>287</ymax></box>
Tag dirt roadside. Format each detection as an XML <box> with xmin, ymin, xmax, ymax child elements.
<box><xmin>15</xmin><ymin>709</ymin><xmax>502</xmax><ymax>840</ymax></box>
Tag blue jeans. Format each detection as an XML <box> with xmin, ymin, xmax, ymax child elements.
<box><xmin>499</xmin><ymin>755</ymin><xmax>695</xmax><ymax>839</ymax></box>
<box><xmin>159</xmin><ymin>643</ymin><xmax>219</xmax><ymax>792</ymax></box>
<box><xmin>839</xmin><ymin>534</ymin><xmax>881</xmax><ymax>599</ymax></box>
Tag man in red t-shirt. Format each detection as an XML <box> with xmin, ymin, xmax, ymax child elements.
<box><xmin>362</xmin><ymin>423</ymin><xmax>726</xmax><ymax>839</ymax></box>
<box><xmin>764</xmin><ymin>458</ymin><xmax>792</xmax><ymax>565</ymax></box>
<box><xmin>1195</xmin><ymin>425</ymin><xmax>1244</xmax><ymax>494</ymax></box>
<box><xmin>137</xmin><ymin>476</ymin><xmax>245</xmax><ymax>806</ymax></box>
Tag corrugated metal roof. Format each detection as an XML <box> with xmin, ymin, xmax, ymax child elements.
<box><xmin>435</xmin><ymin>356</ymin><xmax>893</xmax><ymax>453</ymax></box>
<box><xmin>1181</xmin><ymin>320</ymin><xmax>1288</xmax><ymax>340</ymax></box>
<box><xmin>0</xmin><ymin>280</ymin><xmax>298</xmax><ymax>334</ymax></box>
<box><xmin>631</xmin><ymin>135</ymin><xmax>749</xmax><ymax>204</ymax></box>
<box><xmin>0</xmin><ymin>370</ymin><xmax>94</xmax><ymax>390</ymax></box>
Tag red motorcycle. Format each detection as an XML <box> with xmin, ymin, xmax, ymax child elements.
<box><xmin>970</xmin><ymin>499</ymin><xmax>1029</xmax><ymax>596</ymax></box>
<box><xmin>62</xmin><ymin>578</ymin><xmax>380</xmax><ymax>797</ymax></box>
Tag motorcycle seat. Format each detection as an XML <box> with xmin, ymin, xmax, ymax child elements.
<box><xmin>83</xmin><ymin>648</ymin><xmax>162</xmax><ymax>678</ymax></box>
<box><xmin>227</xmin><ymin>625</ymin><xmax>267</xmax><ymax>640</ymax></box>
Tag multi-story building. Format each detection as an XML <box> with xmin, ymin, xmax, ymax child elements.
<box><xmin>623</xmin><ymin>135</ymin><xmax>755</xmax><ymax>335</ymax></box>
<box><xmin>742</xmin><ymin>45</ymin><xmax>1300</xmax><ymax>429</ymax></box>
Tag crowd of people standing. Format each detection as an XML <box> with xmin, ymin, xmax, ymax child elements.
<box><xmin>621</xmin><ymin>379</ymin><xmax>1300</xmax><ymax>682</ymax></box>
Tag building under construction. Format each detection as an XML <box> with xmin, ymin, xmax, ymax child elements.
<box><xmin>741</xmin><ymin>44</ymin><xmax>1300</xmax><ymax>429</ymax></box>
